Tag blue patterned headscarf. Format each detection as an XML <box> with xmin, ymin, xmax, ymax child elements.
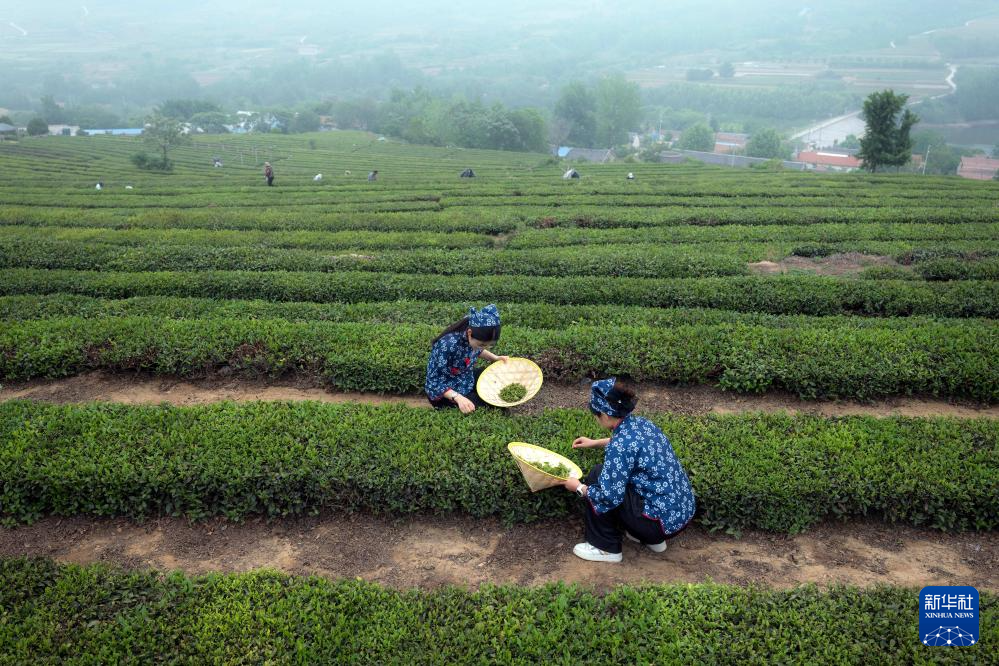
<box><xmin>468</xmin><ymin>304</ymin><xmax>501</xmax><ymax>328</ymax></box>
<box><xmin>590</xmin><ymin>377</ymin><xmax>636</xmax><ymax>417</ymax></box>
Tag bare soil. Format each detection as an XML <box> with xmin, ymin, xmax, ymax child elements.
<box><xmin>1</xmin><ymin>515</ymin><xmax>994</xmax><ymax>592</ymax></box>
<box><xmin>2</xmin><ymin>371</ymin><xmax>995</xmax><ymax>419</ymax></box>
<box><xmin>0</xmin><ymin>371</ymin><xmax>426</xmax><ymax>408</ymax></box>
<box><xmin>749</xmin><ymin>252</ymin><xmax>899</xmax><ymax>276</ymax></box>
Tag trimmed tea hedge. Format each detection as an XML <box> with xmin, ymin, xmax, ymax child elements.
<box><xmin>4</xmin><ymin>294</ymin><xmax>988</xmax><ymax>331</ymax></box>
<box><xmin>3</xmin><ymin>269</ymin><xmax>996</xmax><ymax>317</ymax></box>
<box><xmin>2</xmin><ymin>317</ymin><xmax>996</xmax><ymax>401</ymax></box>
<box><xmin>4</xmin><ymin>559</ymin><xmax>993</xmax><ymax>664</ymax></box>
<box><xmin>0</xmin><ymin>205</ymin><xmax>518</xmax><ymax>234</ymax></box>
<box><xmin>1</xmin><ymin>401</ymin><xmax>996</xmax><ymax>532</ymax></box>
<box><xmin>508</xmin><ymin>222</ymin><xmax>999</xmax><ymax>248</ymax></box>
<box><xmin>0</xmin><ymin>225</ymin><xmax>496</xmax><ymax>251</ymax></box>
<box><xmin>0</xmin><ymin>239</ymin><xmax>752</xmax><ymax>278</ymax></box>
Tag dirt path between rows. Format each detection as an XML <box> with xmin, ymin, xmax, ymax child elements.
<box><xmin>1</xmin><ymin>515</ymin><xmax>994</xmax><ymax>591</ymax></box>
<box><xmin>749</xmin><ymin>252</ymin><xmax>898</xmax><ymax>276</ymax></box>
<box><xmin>2</xmin><ymin>371</ymin><xmax>996</xmax><ymax>419</ymax></box>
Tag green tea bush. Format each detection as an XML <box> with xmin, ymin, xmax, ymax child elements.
<box><xmin>1</xmin><ymin>402</ymin><xmax>996</xmax><ymax>532</ymax></box>
<box><xmin>2</xmin><ymin>294</ymin><xmax>990</xmax><ymax>332</ymax></box>
<box><xmin>4</xmin><ymin>559</ymin><xmax>994</xmax><ymax>664</ymax></box>
<box><xmin>915</xmin><ymin>259</ymin><xmax>999</xmax><ymax>282</ymax></box>
<box><xmin>3</xmin><ymin>269</ymin><xmax>996</xmax><ymax>317</ymax></box>
<box><xmin>0</xmin><ymin>239</ymin><xmax>751</xmax><ymax>278</ymax></box>
<box><xmin>1</xmin><ymin>317</ymin><xmax>995</xmax><ymax>401</ymax></box>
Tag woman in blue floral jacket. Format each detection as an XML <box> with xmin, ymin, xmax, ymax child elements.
<box><xmin>563</xmin><ymin>378</ymin><xmax>696</xmax><ymax>562</ymax></box>
<box><xmin>425</xmin><ymin>304</ymin><xmax>509</xmax><ymax>414</ymax></box>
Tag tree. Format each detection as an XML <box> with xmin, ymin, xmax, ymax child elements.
<box><xmin>0</xmin><ymin>115</ymin><xmax>12</xmax><ymax>125</ymax></box>
<box><xmin>677</xmin><ymin>123</ymin><xmax>714</xmax><ymax>152</ymax></box>
<box><xmin>289</xmin><ymin>110</ymin><xmax>320</xmax><ymax>133</ymax></box>
<box><xmin>158</xmin><ymin>99</ymin><xmax>221</xmax><ymax>121</ymax></box>
<box><xmin>858</xmin><ymin>90</ymin><xmax>919</xmax><ymax>172</ymax></box>
<box><xmin>73</xmin><ymin>106</ymin><xmax>123</xmax><ymax>129</ymax></box>
<box><xmin>190</xmin><ymin>111</ymin><xmax>230</xmax><ymax>134</ymax></box>
<box><xmin>911</xmin><ymin>130</ymin><xmax>961</xmax><ymax>175</ymax></box>
<box><xmin>554</xmin><ymin>82</ymin><xmax>597</xmax><ymax>147</ymax></box>
<box><xmin>26</xmin><ymin>117</ymin><xmax>49</xmax><ymax>136</ymax></box>
<box><xmin>840</xmin><ymin>134</ymin><xmax>861</xmax><ymax>149</ymax></box>
<box><xmin>333</xmin><ymin>98</ymin><xmax>378</xmax><ymax>130</ymax></box>
<box><xmin>718</xmin><ymin>62</ymin><xmax>735</xmax><ymax>78</ymax></box>
<box><xmin>39</xmin><ymin>95</ymin><xmax>67</xmax><ymax>124</ymax></box>
<box><xmin>685</xmin><ymin>68</ymin><xmax>714</xmax><ymax>81</ymax></box>
<box><xmin>141</xmin><ymin>113</ymin><xmax>190</xmax><ymax>164</ymax></box>
<box><xmin>508</xmin><ymin>108</ymin><xmax>547</xmax><ymax>152</ymax></box>
<box><xmin>594</xmin><ymin>74</ymin><xmax>642</xmax><ymax>147</ymax></box>
<box><xmin>746</xmin><ymin>128</ymin><xmax>788</xmax><ymax>159</ymax></box>
<box><xmin>992</xmin><ymin>144</ymin><xmax>999</xmax><ymax>159</ymax></box>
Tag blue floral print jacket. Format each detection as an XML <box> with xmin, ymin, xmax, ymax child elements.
<box><xmin>587</xmin><ymin>415</ymin><xmax>696</xmax><ymax>534</ymax></box>
<box><xmin>425</xmin><ymin>332</ymin><xmax>482</xmax><ymax>400</ymax></box>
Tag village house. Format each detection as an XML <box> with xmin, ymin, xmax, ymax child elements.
<box><xmin>556</xmin><ymin>146</ymin><xmax>614</xmax><ymax>163</ymax></box>
<box><xmin>713</xmin><ymin>132</ymin><xmax>749</xmax><ymax>154</ymax></box>
<box><xmin>795</xmin><ymin>150</ymin><xmax>862</xmax><ymax>172</ymax></box>
<box><xmin>46</xmin><ymin>124</ymin><xmax>81</xmax><ymax>136</ymax></box>
<box><xmin>957</xmin><ymin>155</ymin><xmax>999</xmax><ymax>180</ymax></box>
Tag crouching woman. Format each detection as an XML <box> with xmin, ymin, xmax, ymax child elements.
<box><xmin>424</xmin><ymin>304</ymin><xmax>508</xmax><ymax>414</ymax></box>
<box><xmin>563</xmin><ymin>378</ymin><xmax>696</xmax><ymax>562</ymax></box>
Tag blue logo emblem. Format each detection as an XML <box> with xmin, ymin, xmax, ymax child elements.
<box><xmin>920</xmin><ymin>586</ymin><xmax>979</xmax><ymax>647</ymax></box>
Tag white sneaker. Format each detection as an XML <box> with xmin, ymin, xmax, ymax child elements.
<box><xmin>572</xmin><ymin>542</ymin><xmax>623</xmax><ymax>563</ymax></box>
<box><xmin>625</xmin><ymin>531</ymin><xmax>667</xmax><ymax>553</ymax></box>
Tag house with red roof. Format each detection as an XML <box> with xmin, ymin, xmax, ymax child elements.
<box><xmin>713</xmin><ymin>132</ymin><xmax>749</xmax><ymax>154</ymax></box>
<box><xmin>795</xmin><ymin>150</ymin><xmax>862</xmax><ymax>172</ymax></box>
<box><xmin>957</xmin><ymin>156</ymin><xmax>999</xmax><ymax>180</ymax></box>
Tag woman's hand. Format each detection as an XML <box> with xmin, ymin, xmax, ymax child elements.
<box><xmin>455</xmin><ymin>395</ymin><xmax>476</xmax><ymax>414</ymax></box>
<box><xmin>572</xmin><ymin>436</ymin><xmax>598</xmax><ymax>449</ymax></box>
<box><xmin>563</xmin><ymin>478</ymin><xmax>586</xmax><ymax>495</ymax></box>
<box><xmin>495</xmin><ymin>355</ymin><xmax>511</xmax><ymax>363</ymax></box>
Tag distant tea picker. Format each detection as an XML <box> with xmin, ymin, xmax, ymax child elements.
<box><xmin>424</xmin><ymin>304</ymin><xmax>511</xmax><ymax>414</ymax></box>
<box><xmin>563</xmin><ymin>378</ymin><xmax>696</xmax><ymax>563</ymax></box>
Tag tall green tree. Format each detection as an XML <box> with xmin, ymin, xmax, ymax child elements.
<box><xmin>508</xmin><ymin>108</ymin><xmax>547</xmax><ymax>152</ymax></box>
<box><xmin>554</xmin><ymin>82</ymin><xmax>597</xmax><ymax>147</ymax></box>
<box><xmin>677</xmin><ymin>122</ymin><xmax>715</xmax><ymax>152</ymax></box>
<box><xmin>746</xmin><ymin>128</ymin><xmax>787</xmax><ymax>159</ymax></box>
<box><xmin>142</xmin><ymin>113</ymin><xmax>190</xmax><ymax>164</ymax></box>
<box><xmin>840</xmin><ymin>134</ymin><xmax>861</xmax><ymax>149</ymax></box>
<box><xmin>39</xmin><ymin>95</ymin><xmax>67</xmax><ymax>124</ymax></box>
<box><xmin>190</xmin><ymin>111</ymin><xmax>230</xmax><ymax>134</ymax></box>
<box><xmin>858</xmin><ymin>90</ymin><xmax>918</xmax><ymax>173</ymax></box>
<box><xmin>911</xmin><ymin>130</ymin><xmax>961</xmax><ymax>175</ymax></box>
<box><xmin>594</xmin><ymin>74</ymin><xmax>642</xmax><ymax>148</ymax></box>
<box><xmin>26</xmin><ymin>117</ymin><xmax>49</xmax><ymax>136</ymax></box>
<box><xmin>289</xmin><ymin>110</ymin><xmax>320</xmax><ymax>133</ymax></box>
<box><xmin>157</xmin><ymin>99</ymin><xmax>221</xmax><ymax>121</ymax></box>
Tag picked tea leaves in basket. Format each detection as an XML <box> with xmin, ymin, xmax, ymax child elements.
<box><xmin>477</xmin><ymin>358</ymin><xmax>543</xmax><ymax>407</ymax></box>
<box><xmin>507</xmin><ymin>442</ymin><xmax>582</xmax><ymax>492</ymax></box>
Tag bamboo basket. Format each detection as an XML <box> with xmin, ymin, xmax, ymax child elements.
<box><xmin>476</xmin><ymin>357</ymin><xmax>543</xmax><ymax>407</ymax></box>
<box><xmin>507</xmin><ymin>442</ymin><xmax>582</xmax><ymax>492</ymax></box>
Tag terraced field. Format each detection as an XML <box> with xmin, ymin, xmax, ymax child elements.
<box><xmin>0</xmin><ymin>132</ymin><xmax>996</xmax><ymax>663</ymax></box>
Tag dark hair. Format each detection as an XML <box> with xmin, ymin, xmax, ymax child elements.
<box><xmin>432</xmin><ymin>317</ymin><xmax>501</xmax><ymax>347</ymax></box>
<box><xmin>606</xmin><ymin>380</ymin><xmax>638</xmax><ymax>415</ymax></box>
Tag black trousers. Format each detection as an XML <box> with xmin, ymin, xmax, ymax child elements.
<box><xmin>581</xmin><ymin>464</ymin><xmax>676</xmax><ymax>554</ymax></box>
<box><xmin>428</xmin><ymin>368</ymin><xmax>488</xmax><ymax>410</ymax></box>
<box><xmin>266</xmin><ymin>176</ymin><xmax>274</xmax><ymax>186</ymax></box>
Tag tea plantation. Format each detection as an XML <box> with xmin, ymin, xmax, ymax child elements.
<box><xmin>0</xmin><ymin>132</ymin><xmax>996</xmax><ymax>663</ymax></box>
